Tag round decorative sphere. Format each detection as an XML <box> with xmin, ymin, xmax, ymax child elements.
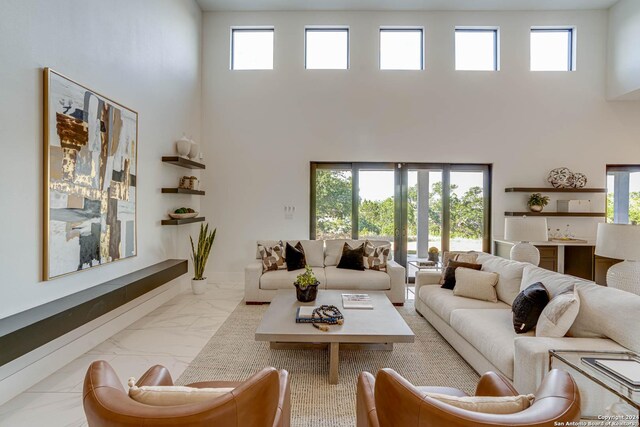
<box><xmin>547</xmin><ymin>167</ymin><xmax>574</xmax><ymax>188</ymax></box>
<box><xmin>572</xmin><ymin>172</ymin><xmax>587</xmax><ymax>188</ymax></box>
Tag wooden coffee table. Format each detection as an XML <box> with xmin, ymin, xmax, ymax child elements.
<box><xmin>255</xmin><ymin>290</ymin><xmax>415</xmax><ymax>384</ymax></box>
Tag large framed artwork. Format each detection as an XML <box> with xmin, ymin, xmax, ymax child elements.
<box><xmin>43</xmin><ymin>68</ymin><xmax>138</xmax><ymax>280</ymax></box>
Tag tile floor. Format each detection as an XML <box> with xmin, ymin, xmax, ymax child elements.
<box><xmin>0</xmin><ymin>282</ymin><xmax>245</xmax><ymax>427</ymax></box>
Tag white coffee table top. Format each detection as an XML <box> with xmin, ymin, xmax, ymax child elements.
<box><xmin>255</xmin><ymin>290</ymin><xmax>415</xmax><ymax>344</ymax></box>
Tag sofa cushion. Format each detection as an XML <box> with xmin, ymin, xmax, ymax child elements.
<box><xmin>260</xmin><ymin>267</ymin><xmax>327</xmax><ymax>290</ymax></box>
<box><xmin>536</xmin><ymin>285</ymin><xmax>580</xmax><ymax>338</ymax></box>
<box><xmin>337</xmin><ymin>242</ymin><xmax>366</xmax><ymax>271</ymax></box>
<box><xmin>476</xmin><ymin>253</ymin><xmax>528</xmax><ymax>306</ymax></box>
<box><xmin>324</xmin><ymin>266</ymin><xmax>390</xmax><ymax>290</ymax></box>
<box><xmin>440</xmin><ymin>260</ymin><xmax>482</xmax><ymax>289</ymax></box>
<box><xmin>521</xmin><ymin>265</ymin><xmax>591</xmax><ymax>298</ymax></box>
<box><xmin>285</xmin><ymin>242</ymin><xmax>306</xmax><ymax>271</ymax></box>
<box><xmin>418</xmin><ymin>286</ymin><xmax>510</xmax><ymax>324</ymax></box>
<box><xmin>568</xmin><ymin>283</ymin><xmax>640</xmax><ymax>352</ymax></box>
<box><xmin>325</xmin><ymin>239</ymin><xmax>390</xmax><ymax>266</ymax></box>
<box><xmin>453</xmin><ymin>268</ymin><xmax>499</xmax><ymax>303</ymax></box>
<box><xmin>257</xmin><ymin>240</ymin><xmax>324</xmax><ymax>267</ymax></box>
<box><xmin>450</xmin><ymin>309</ymin><xmax>534</xmax><ymax>379</ymax></box>
<box><xmin>364</xmin><ymin>240</ymin><xmax>391</xmax><ymax>271</ymax></box>
<box><xmin>257</xmin><ymin>241</ymin><xmax>286</xmax><ymax>273</ymax></box>
<box><xmin>512</xmin><ymin>283</ymin><xmax>550</xmax><ymax>334</ymax></box>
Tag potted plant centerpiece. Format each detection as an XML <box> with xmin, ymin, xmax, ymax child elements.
<box><xmin>189</xmin><ymin>223</ymin><xmax>216</xmax><ymax>295</ymax></box>
<box><xmin>294</xmin><ymin>265</ymin><xmax>320</xmax><ymax>302</ymax></box>
<box><xmin>428</xmin><ymin>246</ymin><xmax>440</xmax><ymax>263</ymax></box>
<box><xmin>527</xmin><ymin>193</ymin><xmax>550</xmax><ymax>213</ymax></box>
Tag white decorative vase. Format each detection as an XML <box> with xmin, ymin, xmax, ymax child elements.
<box><xmin>188</xmin><ymin>140</ymin><xmax>199</xmax><ymax>160</ymax></box>
<box><xmin>191</xmin><ymin>278</ymin><xmax>206</xmax><ymax>295</ymax></box>
<box><xmin>510</xmin><ymin>242</ymin><xmax>541</xmax><ymax>266</ymax></box>
<box><xmin>176</xmin><ymin>136</ymin><xmax>191</xmax><ymax>158</ymax></box>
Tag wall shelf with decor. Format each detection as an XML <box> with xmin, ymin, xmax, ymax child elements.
<box><xmin>504</xmin><ymin>212</ymin><xmax>606</xmax><ymax>217</ymax></box>
<box><xmin>161</xmin><ymin>217</ymin><xmax>205</xmax><ymax>226</ymax></box>
<box><xmin>161</xmin><ymin>188</ymin><xmax>205</xmax><ymax>195</ymax></box>
<box><xmin>505</xmin><ymin>187</ymin><xmax>606</xmax><ymax>193</ymax></box>
<box><xmin>162</xmin><ymin>156</ymin><xmax>206</xmax><ymax>170</ymax></box>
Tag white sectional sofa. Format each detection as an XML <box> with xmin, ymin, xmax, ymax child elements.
<box><xmin>415</xmin><ymin>252</ymin><xmax>640</xmax><ymax>415</ymax></box>
<box><xmin>245</xmin><ymin>239</ymin><xmax>406</xmax><ymax>305</ymax></box>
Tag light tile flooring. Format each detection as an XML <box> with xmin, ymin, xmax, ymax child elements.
<box><xmin>0</xmin><ymin>282</ymin><xmax>245</xmax><ymax>427</ymax></box>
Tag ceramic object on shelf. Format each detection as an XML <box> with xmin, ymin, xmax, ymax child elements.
<box><xmin>529</xmin><ymin>205</ymin><xmax>543</xmax><ymax>212</ymax></box>
<box><xmin>547</xmin><ymin>167</ymin><xmax>573</xmax><ymax>188</ymax></box>
<box><xmin>188</xmin><ymin>139</ymin><xmax>199</xmax><ymax>160</ymax></box>
<box><xmin>176</xmin><ymin>135</ymin><xmax>191</xmax><ymax>158</ymax></box>
<box><xmin>572</xmin><ymin>172</ymin><xmax>587</xmax><ymax>188</ymax></box>
<box><xmin>168</xmin><ymin>212</ymin><xmax>199</xmax><ymax>219</ymax></box>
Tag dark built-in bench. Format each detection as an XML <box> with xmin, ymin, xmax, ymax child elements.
<box><xmin>0</xmin><ymin>259</ymin><xmax>187</xmax><ymax>366</ymax></box>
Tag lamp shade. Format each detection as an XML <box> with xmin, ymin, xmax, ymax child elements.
<box><xmin>504</xmin><ymin>217</ymin><xmax>548</xmax><ymax>242</ymax></box>
<box><xmin>595</xmin><ymin>223</ymin><xmax>640</xmax><ymax>261</ymax></box>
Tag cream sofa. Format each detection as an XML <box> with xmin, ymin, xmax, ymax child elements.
<box><xmin>415</xmin><ymin>252</ymin><xmax>640</xmax><ymax>415</ymax></box>
<box><xmin>245</xmin><ymin>239</ymin><xmax>406</xmax><ymax>305</ymax></box>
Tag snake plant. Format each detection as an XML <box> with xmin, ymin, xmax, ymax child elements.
<box><xmin>190</xmin><ymin>223</ymin><xmax>216</xmax><ymax>280</ymax></box>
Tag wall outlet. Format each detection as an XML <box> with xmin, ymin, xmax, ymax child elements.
<box><xmin>284</xmin><ymin>205</ymin><xmax>295</xmax><ymax>220</ymax></box>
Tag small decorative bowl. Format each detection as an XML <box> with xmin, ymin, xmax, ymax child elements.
<box><xmin>169</xmin><ymin>212</ymin><xmax>198</xmax><ymax>219</ymax></box>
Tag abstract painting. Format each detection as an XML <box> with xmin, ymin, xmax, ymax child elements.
<box><xmin>44</xmin><ymin>68</ymin><xmax>137</xmax><ymax>280</ymax></box>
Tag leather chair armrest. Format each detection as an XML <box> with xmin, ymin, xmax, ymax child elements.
<box><xmin>357</xmin><ymin>372</ymin><xmax>380</xmax><ymax>427</ymax></box>
<box><xmin>136</xmin><ymin>365</ymin><xmax>174</xmax><ymax>387</ymax></box>
<box><xmin>475</xmin><ymin>371</ymin><xmax>518</xmax><ymax>397</ymax></box>
<box><xmin>272</xmin><ymin>369</ymin><xmax>291</xmax><ymax>427</ymax></box>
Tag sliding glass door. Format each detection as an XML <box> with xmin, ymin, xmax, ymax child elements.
<box><xmin>310</xmin><ymin>162</ymin><xmax>491</xmax><ymax>280</ymax></box>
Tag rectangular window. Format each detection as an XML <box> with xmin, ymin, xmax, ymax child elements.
<box><xmin>530</xmin><ymin>28</ymin><xmax>575</xmax><ymax>71</ymax></box>
<box><xmin>231</xmin><ymin>28</ymin><xmax>274</xmax><ymax>70</ymax></box>
<box><xmin>379</xmin><ymin>28</ymin><xmax>423</xmax><ymax>70</ymax></box>
<box><xmin>455</xmin><ymin>28</ymin><xmax>499</xmax><ymax>71</ymax></box>
<box><xmin>305</xmin><ymin>28</ymin><xmax>349</xmax><ymax>70</ymax></box>
<box><xmin>607</xmin><ymin>165</ymin><xmax>640</xmax><ymax>225</ymax></box>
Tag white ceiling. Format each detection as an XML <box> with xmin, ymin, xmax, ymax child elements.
<box><xmin>196</xmin><ymin>0</ymin><xmax>620</xmax><ymax>12</ymax></box>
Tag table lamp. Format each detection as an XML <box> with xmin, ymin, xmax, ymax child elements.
<box><xmin>595</xmin><ymin>223</ymin><xmax>640</xmax><ymax>295</ymax></box>
<box><xmin>504</xmin><ymin>217</ymin><xmax>549</xmax><ymax>266</ymax></box>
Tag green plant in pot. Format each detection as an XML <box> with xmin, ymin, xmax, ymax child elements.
<box><xmin>527</xmin><ymin>193</ymin><xmax>550</xmax><ymax>213</ymax></box>
<box><xmin>428</xmin><ymin>246</ymin><xmax>440</xmax><ymax>263</ymax></box>
<box><xmin>189</xmin><ymin>223</ymin><xmax>216</xmax><ymax>295</ymax></box>
<box><xmin>294</xmin><ymin>265</ymin><xmax>320</xmax><ymax>302</ymax></box>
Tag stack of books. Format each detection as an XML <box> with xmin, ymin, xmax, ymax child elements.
<box><xmin>295</xmin><ymin>307</ymin><xmax>342</xmax><ymax>324</ymax></box>
<box><xmin>341</xmin><ymin>293</ymin><xmax>373</xmax><ymax>309</ymax></box>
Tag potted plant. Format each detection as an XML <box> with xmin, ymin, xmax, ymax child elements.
<box><xmin>294</xmin><ymin>265</ymin><xmax>320</xmax><ymax>302</ymax></box>
<box><xmin>527</xmin><ymin>193</ymin><xmax>550</xmax><ymax>213</ymax></box>
<box><xmin>189</xmin><ymin>223</ymin><xmax>216</xmax><ymax>295</ymax></box>
<box><xmin>428</xmin><ymin>246</ymin><xmax>440</xmax><ymax>263</ymax></box>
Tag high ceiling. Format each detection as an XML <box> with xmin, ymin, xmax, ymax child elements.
<box><xmin>196</xmin><ymin>0</ymin><xmax>619</xmax><ymax>12</ymax></box>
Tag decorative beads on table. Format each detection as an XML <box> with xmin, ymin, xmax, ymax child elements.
<box><xmin>310</xmin><ymin>305</ymin><xmax>344</xmax><ymax>332</ymax></box>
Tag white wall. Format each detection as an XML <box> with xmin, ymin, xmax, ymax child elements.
<box><xmin>607</xmin><ymin>0</ymin><xmax>640</xmax><ymax>100</ymax></box>
<box><xmin>201</xmin><ymin>10</ymin><xmax>640</xmax><ymax>278</ymax></box>
<box><xmin>0</xmin><ymin>0</ymin><xmax>203</xmax><ymax>319</ymax></box>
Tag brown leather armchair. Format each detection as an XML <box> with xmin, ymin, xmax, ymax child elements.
<box><xmin>83</xmin><ymin>360</ymin><xmax>290</xmax><ymax>427</ymax></box>
<box><xmin>357</xmin><ymin>368</ymin><xmax>580</xmax><ymax>427</ymax></box>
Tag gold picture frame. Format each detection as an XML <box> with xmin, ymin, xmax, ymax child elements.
<box><xmin>43</xmin><ymin>68</ymin><xmax>138</xmax><ymax>280</ymax></box>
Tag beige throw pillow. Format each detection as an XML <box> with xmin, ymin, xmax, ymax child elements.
<box><xmin>536</xmin><ymin>285</ymin><xmax>580</xmax><ymax>338</ymax></box>
<box><xmin>453</xmin><ymin>268</ymin><xmax>499</xmax><ymax>303</ymax></box>
<box><xmin>425</xmin><ymin>392</ymin><xmax>535</xmax><ymax>414</ymax></box>
<box><xmin>128</xmin><ymin>378</ymin><xmax>234</xmax><ymax>406</ymax></box>
<box><xmin>442</xmin><ymin>251</ymin><xmax>478</xmax><ymax>268</ymax></box>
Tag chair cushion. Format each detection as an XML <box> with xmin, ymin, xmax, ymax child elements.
<box><xmin>128</xmin><ymin>383</ymin><xmax>233</xmax><ymax>406</ymax></box>
<box><xmin>450</xmin><ymin>309</ymin><xmax>534</xmax><ymax>379</ymax></box>
<box><xmin>476</xmin><ymin>253</ymin><xmax>528</xmax><ymax>306</ymax></box>
<box><xmin>324</xmin><ymin>266</ymin><xmax>390</xmax><ymax>290</ymax></box>
<box><xmin>419</xmin><ymin>286</ymin><xmax>510</xmax><ymax>324</ymax></box>
<box><xmin>260</xmin><ymin>267</ymin><xmax>326</xmax><ymax>290</ymax></box>
<box><xmin>424</xmin><ymin>392</ymin><xmax>535</xmax><ymax>414</ymax></box>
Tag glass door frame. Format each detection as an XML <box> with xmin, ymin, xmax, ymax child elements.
<box><xmin>310</xmin><ymin>162</ymin><xmax>492</xmax><ymax>270</ymax></box>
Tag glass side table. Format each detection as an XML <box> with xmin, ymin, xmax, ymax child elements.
<box><xmin>550</xmin><ymin>350</ymin><xmax>639</xmax><ymax>423</ymax></box>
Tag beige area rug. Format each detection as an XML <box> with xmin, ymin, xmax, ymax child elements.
<box><xmin>177</xmin><ymin>300</ymin><xmax>480</xmax><ymax>427</ymax></box>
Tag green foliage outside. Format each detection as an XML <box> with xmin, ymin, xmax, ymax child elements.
<box><xmin>606</xmin><ymin>192</ymin><xmax>640</xmax><ymax>225</ymax></box>
<box><xmin>315</xmin><ymin>170</ymin><xmax>485</xmax><ymax>241</ymax></box>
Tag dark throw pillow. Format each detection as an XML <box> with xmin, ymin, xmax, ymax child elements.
<box><xmin>512</xmin><ymin>282</ymin><xmax>550</xmax><ymax>334</ymax></box>
<box><xmin>337</xmin><ymin>243</ymin><xmax>366</xmax><ymax>271</ymax></box>
<box><xmin>440</xmin><ymin>260</ymin><xmax>482</xmax><ymax>290</ymax></box>
<box><xmin>286</xmin><ymin>242</ymin><xmax>306</xmax><ymax>271</ymax></box>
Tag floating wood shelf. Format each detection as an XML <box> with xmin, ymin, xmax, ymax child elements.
<box><xmin>505</xmin><ymin>187</ymin><xmax>606</xmax><ymax>193</ymax></box>
<box><xmin>162</xmin><ymin>156</ymin><xmax>205</xmax><ymax>169</ymax></box>
<box><xmin>161</xmin><ymin>217</ymin><xmax>205</xmax><ymax>225</ymax></box>
<box><xmin>161</xmin><ymin>188</ymin><xmax>205</xmax><ymax>195</ymax></box>
<box><xmin>504</xmin><ymin>212</ymin><xmax>606</xmax><ymax>217</ymax></box>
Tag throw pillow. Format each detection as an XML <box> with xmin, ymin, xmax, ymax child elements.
<box><xmin>512</xmin><ymin>282</ymin><xmax>550</xmax><ymax>334</ymax></box>
<box><xmin>128</xmin><ymin>378</ymin><xmax>233</xmax><ymax>406</ymax></box>
<box><xmin>440</xmin><ymin>260</ymin><xmax>482</xmax><ymax>290</ymax></box>
<box><xmin>536</xmin><ymin>285</ymin><xmax>580</xmax><ymax>338</ymax></box>
<box><xmin>285</xmin><ymin>242</ymin><xmax>306</xmax><ymax>271</ymax></box>
<box><xmin>442</xmin><ymin>251</ymin><xmax>478</xmax><ymax>268</ymax></box>
<box><xmin>363</xmin><ymin>240</ymin><xmax>391</xmax><ymax>271</ymax></box>
<box><xmin>424</xmin><ymin>392</ymin><xmax>535</xmax><ymax>415</ymax></box>
<box><xmin>337</xmin><ymin>242</ymin><xmax>366</xmax><ymax>271</ymax></box>
<box><xmin>257</xmin><ymin>241</ymin><xmax>286</xmax><ymax>273</ymax></box>
<box><xmin>453</xmin><ymin>268</ymin><xmax>500</xmax><ymax>303</ymax></box>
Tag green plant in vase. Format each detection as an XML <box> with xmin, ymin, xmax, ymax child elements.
<box><xmin>189</xmin><ymin>223</ymin><xmax>216</xmax><ymax>295</ymax></box>
<box><xmin>294</xmin><ymin>265</ymin><xmax>319</xmax><ymax>302</ymax></box>
<box><xmin>527</xmin><ymin>193</ymin><xmax>550</xmax><ymax>213</ymax></box>
<box><xmin>428</xmin><ymin>246</ymin><xmax>440</xmax><ymax>263</ymax></box>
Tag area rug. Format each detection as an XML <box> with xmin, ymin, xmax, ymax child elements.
<box><xmin>177</xmin><ymin>300</ymin><xmax>480</xmax><ymax>427</ymax></box>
